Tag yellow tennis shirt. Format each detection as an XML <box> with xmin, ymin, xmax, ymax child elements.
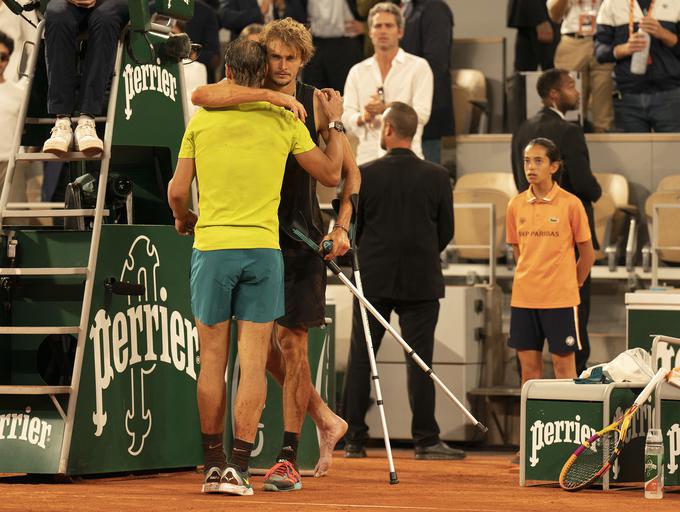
<box><xmin>178</xmin><ymin>101</ymin><xmax>316</xmax><ymax>251</ymax></box>
<box><xmin>506</xmin><ymin>183</ymin><xmax>591</xmax><ymax>309</ymax></box>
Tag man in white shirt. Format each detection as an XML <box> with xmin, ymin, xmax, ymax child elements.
<box><xmin>548</xmin><ymin>0</ymin><xmax>614</xmax><ymax>132</ymax></box>
<box><xmin>342</xmin><ymin>2</ymin><xmax>433</xmax><ymax>165</ymax></box>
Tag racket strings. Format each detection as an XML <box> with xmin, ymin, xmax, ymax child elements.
<box><xmin>560</xmin><ymin>430</ymin><xmax>619</xmax><ymax>489</ymax></box>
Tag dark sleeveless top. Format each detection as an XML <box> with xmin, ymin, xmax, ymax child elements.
<box><xmin>278</xmin><ymin>81</ymin><xmax>324</xmax><ymax>249</ymax></box>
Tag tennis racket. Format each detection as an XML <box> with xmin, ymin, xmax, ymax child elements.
<box><xmin>559</xmin><ymin>367</ymin><xmax>669</xmax><ymax>491</ymax></box>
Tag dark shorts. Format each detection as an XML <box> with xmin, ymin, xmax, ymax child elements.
<box><xmin>276</xmin><ymin>246</ymin><xmax>327</xmax><ymax>330</ymax></box>
<box><xmin>508</xmin><ymin>306</ymin><xmax>581</xmax><ymax>354</ymax></box>
<box><xmin>190</xmin><ymin>248</ymin><xmax>284</xmax><ymax>325</ymax></box>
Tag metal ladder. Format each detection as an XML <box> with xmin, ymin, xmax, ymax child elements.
<box><xmin>0</xmin><ymin>20</ymin><xmax>122</xmax><ymax>474</ymax></box>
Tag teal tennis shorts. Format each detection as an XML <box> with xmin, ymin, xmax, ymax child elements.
<box><xmin>190</xmin><ymin>248</ymin><xmax>284</xmax><ymax>325</ymax></box>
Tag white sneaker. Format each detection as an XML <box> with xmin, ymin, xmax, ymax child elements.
<box><xmin>42</xmin><ymin>118</ymin><xmax>73</xmax><ymax>155</ymax></box>
<box><xmin>74</xmin><ymin>118</ymin><xmax>103</xmax><ymax>155</ymax></box>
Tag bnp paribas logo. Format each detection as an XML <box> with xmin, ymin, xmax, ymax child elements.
<box><xmin>122</xmin><ymin>60</ymin><xmax>178</xmax><ymax>120</ymax></box>
<box><xmin>89</xmin><ymin>236</ymin><xmax>198</xmax><ymax>456</ymax></box>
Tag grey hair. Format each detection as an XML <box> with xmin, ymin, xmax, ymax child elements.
<box><xmin>368</xmin><ymin>2</ymin><xmax>404</xmax><ymax>30</ymax></box>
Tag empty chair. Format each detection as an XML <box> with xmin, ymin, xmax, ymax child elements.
<box><xmin>592</xmin><ymin>192</ymin><xmax>617</xmax><ymax>262</ymax></box>
<box><xmin>658</xmin><ymin>174</ymin><xmax>680</xmax><ymax>191</ymax></box>
<box><xmin>452</xmin><ymin>188</ymin><xmax>509</xmax><ymax>261</ymax></box>
<box><xmin>451</xmin><ymin>69</ymin><xmax>489</xmax><ymax>135</ymax></box>
<box><xmin>645</xmin><ymin>190</ymin><xmax>680</xmax><ymax>264</ymax></box>
<box><xmin>594</xmin><ymin>173</ymin><xmax>638</xmax><ymax>268</ymax></box>
<box><xmin>456</xmin><ymin>172</ymin><xmax>518</xmax><ymax>198</ymax></box>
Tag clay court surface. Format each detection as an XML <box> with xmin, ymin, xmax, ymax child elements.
<box><xmin>1</xmin><ymin>449</ymin><xmax>677</xmax><ymax>511</ymax></box>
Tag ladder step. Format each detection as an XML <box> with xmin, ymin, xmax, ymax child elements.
<box><xmin>6</xmin><ymin>202</ymin><xmax>65</xmax><ymax>209</ymax></box>
<box><xmin>0</xmin><ymin>326</ymin><xmax>80</xmax><ymax>335</ymax></box>
<box><xmin>2</xmin><ymin>208</ymin><xmax>108</xmax><ymax>218</ymax></box>
<box><xmin>15</xmin><ymin>152</ymin><xmax>103</xmax><ymax>162</ymax></box>
<box><xmin>24</xmin><ymin>116</ymin><xmax>107</xmax><ymax>125</ymax></box>
<box><xmin>0</xmin><ymin>267</ymin><xmax>88</xmax><ymax>276</ymax></box>
<box><xmin>0</xmin><ymin>385</ymin><xmax>71</xmax><ymax>395</ymax></box>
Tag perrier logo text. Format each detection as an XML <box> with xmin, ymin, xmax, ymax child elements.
<box><xmin>122</xmin><ymin>60</ymin><xmax>178</xmax><ymax>120</ymax></box>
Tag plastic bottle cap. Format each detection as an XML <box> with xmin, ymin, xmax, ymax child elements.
<box><xmin>647</xmin><ymin>428</ymin><xmax>663</xmax><ymax>444</ymax></box>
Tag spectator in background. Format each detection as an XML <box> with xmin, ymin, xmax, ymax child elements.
<box><xmin>0</xmin><ymin>2</ymin><xmax>37</xmax><ymax>83</ymax></box>
<box><xmin>343</xmin><ymin>2</ymin><xmax>432</xmax><ymax>165</ymax></box>
<box><xmin>549</xmin><ymin>0</ymin><xmax>614</xmax><ymax>133</ymax></box>
<box><xmin>342</xmin><ymin>102</ymin><xmax>462</xmax><ymax>461</ymax></box>
<box><xmin>185</xmin><ymin>0</ymin><xmax>221</xmax><ymax>83</ymax></box>
<box><xmin>401</xmin><ymin>0</ymin><xmax>454</xmax><ymax>163</ymax></box>
<box><xmin>595</xmin><ymin>0</ymin><xmax>680</xmax><ymax>132</ymax></box>
<box><xmin>241</xmin><ymin>22</ymin><xmax>264</xmax><ymax>41</ymax></box>
<box><xmin>511</xmin><ymin>68</ymin><xmax>602</xmax><ymax>374</ymax></box>
<box><xmin>170</xmin><ymin>21</ymin><xmax>208</xmax><ymax>117</ymax></box>
<box><xmin>507</xmin><ymin>0</ymin><xmax>560</xmax><ymax>71</ymax></box>
<box><xmin>219</xmin><ymin>0</ymin><xmax>306</xmax><ymax>39</ymax></box>
<box><xmin>303</xmin><ymin>0</ymin><xmax>365</xmax><ymax>92</ymax></box>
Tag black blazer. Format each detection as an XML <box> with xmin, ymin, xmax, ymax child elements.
<box><xmin>218</xmin><ymin>0</ymin><xmax>306</xmax><ymax>35</ymax></box>
<box><xmin>357</xmin><ymin>148</ymin><xmax>454</xmax><ymax>300</ymax></box>
<box><xmin>400</xmin><ymin>0</ymin><xmax>455</xmax><ymax>139</ymax></box>
<box><xmin>511</xmin><ymin>107</ymin><xmax>602</xmax><ymax>249</ymax></box>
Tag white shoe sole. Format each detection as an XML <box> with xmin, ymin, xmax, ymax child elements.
<box><xmin>75</xmin><ymin>139</ymin><xmax>103</xmax><ymax>156</ymax></box>
<box><xmin>201</xmin><ymin>482</ymin><xmax>222</xmax><ymax>493</ymax></box>
<box><xmin>219</xmin><ymin>483</ymin><xmax>254</xmax><ymax>496</ymax></box>
<box><xmin>42</xmin><ymin>141</ymin><xmax>70</xmax><ymax>155</ymax></box>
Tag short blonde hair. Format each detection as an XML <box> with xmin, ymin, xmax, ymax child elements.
<box><xmin>260</xmin><ymin>17</ymin><xmax>315</xmax><ymax>66</ymax></box>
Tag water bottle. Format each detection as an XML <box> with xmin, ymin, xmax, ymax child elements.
<box><xmin>630</xmin><ymin>29</ymin><xmax>651</xmax><ymax>75</ymax></box>
<box><xmin>644</xmin><ymin>428</ymin><xmax>664</xmax><ymax>500</ymax></box>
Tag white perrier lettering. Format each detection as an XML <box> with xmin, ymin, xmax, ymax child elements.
<box><xmin>90</xmin><ymin>299</ymin><xmax>198</xmax><ymax>436</ymax></box>
<box><xmin>0</xmin><ymin>413</ymin><xmax>52</xmax><ymax>449</ymax></box>
<box><xmin>123</xmin><ymin>59</ymin><xmax>178</xmax><ymax>120</ymax></box>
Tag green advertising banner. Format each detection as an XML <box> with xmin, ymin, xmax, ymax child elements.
<box><xmin>628</xmin><ymin>310</ymin><xmax>680</xmax><ymax>354</ymax></box>
<box><xmin>524</xmin><ymin>388</ymin><xmax>648</xmax><ymax>484</ymax></box>
<box><xmin>660</xmin><ymin>399</ymin><xmax>680</xmax><ymax>486</ymax></box>
<box><xmin>67</xmin><ymin>225</ymin><xmax>202</xmax><ymax>474</ymax></box>
<box><xmin>0</xmin><ymin>396</ymin><xmax>64</xmax><ymax>474</ymax></box>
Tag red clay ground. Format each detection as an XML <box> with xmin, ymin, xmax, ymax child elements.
<box><xmin>0</xmin><ymin>449</ymin><xmax>677</xmax><ymax>511</ymax></box>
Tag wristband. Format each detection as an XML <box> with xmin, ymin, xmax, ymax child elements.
<box><xmin>332</xmin><ymin>224</ymin><xmax>349</xmax><ymax>235</ymax></box>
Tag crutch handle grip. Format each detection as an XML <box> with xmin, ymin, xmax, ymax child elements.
<box><xmin>321</xmin><ymin>239</ymin><xmax>333</xmax><ymax>255</ymax></box>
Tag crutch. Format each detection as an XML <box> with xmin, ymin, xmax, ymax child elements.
<box><xmin>286</xmin><ymin>205</ymin><xmax>488</xmax><ymax>435</ymax></box>
<box><xmin>332</xmin><ymin>196</ymin><xmax>399</xmax><ymax>485</ymax></box>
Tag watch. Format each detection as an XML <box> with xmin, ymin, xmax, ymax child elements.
<box><xmin>328</xmin><ymin>120</ymin><xmax>345</xmax><ymax>133</ymax></box>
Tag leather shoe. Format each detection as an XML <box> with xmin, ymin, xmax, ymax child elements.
<box><xmin>344</xmin><ymin>443</ymin><xmax>367</xmax><ymax>458</ymax></box>
<box><xmin>414</xmin><ymin>441</ymin><xmax>466</xmax><ymax>460</ymax></box>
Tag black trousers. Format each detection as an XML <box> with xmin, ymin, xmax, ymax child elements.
<box><xmin>45</xmin><ymin>0</ymin><xmax>129</xmax><ymax>116</ymax></box>
<box><xmin>575</xmin><ymin>274</ymin><xmax>591</xmax><ymax>375</ymax></box>
<box><xmin>513</xmin><ymin>26</ymin><xmax>558</xmax><ymax>72</ymax></box>
<box><xmin>342</xmin><ymin>296</ymin><xmax>441</xmax><ymax>448</ymax></box>
<box><xmin>303</xmin><ymin>36</ymin><xmax>363</xmax><ymax>94</ymax></box>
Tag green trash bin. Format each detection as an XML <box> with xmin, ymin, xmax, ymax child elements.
<box><xmin>224</xmin><ymin>314</ymin><xmax>335</xmax><ymax>475</ymax></box>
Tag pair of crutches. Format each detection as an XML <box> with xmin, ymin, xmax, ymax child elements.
<box><xmin>286</xmin><ymin>195</ymin><xmax>487</xmax><ymax>484</ymax></box>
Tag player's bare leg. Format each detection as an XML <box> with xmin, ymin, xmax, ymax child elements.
<box><xmin>551</xmin><ymin>352</ymin><xmax>577</xmax><ymax>379</ymax></box>
<box><xmin>267</xmin><ymin>328</ymin><xmax>347</xmax><ymax>477</ymax></box>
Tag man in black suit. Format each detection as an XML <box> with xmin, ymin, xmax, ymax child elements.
<box><xmin>400</xmin><ymin>0</ymin><xmax>454</xmax><ymax>163</ymax></box>
<box><xmin>342</xmin><ymin>102</ymin><xmax>463</xmax><ymax>460</ymax></box>
<box><xmin>511</xmin><ymin>68</ymin><xmax>602</xmax><ymax>374</ymax></box>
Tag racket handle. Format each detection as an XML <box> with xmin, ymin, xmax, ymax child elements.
<box><xmin>476</xmin><ymin>422</ymin><xmax>489</xmax><ymax>434</ymax></box>
<box><xmin>321</xmin><ymin>239</ymin><xmax>333</xmax><ymax>255</ymax></box>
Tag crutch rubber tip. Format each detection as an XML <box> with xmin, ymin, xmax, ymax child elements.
<box><xmin>477</xmin><ymin>422</ymin><xmax>489</xmax><ymax>434</ymax></box>
<box><xmin>389</xmin><ymin>472</ymin><xmax>399</xmax><ymax>485</ymax></box>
